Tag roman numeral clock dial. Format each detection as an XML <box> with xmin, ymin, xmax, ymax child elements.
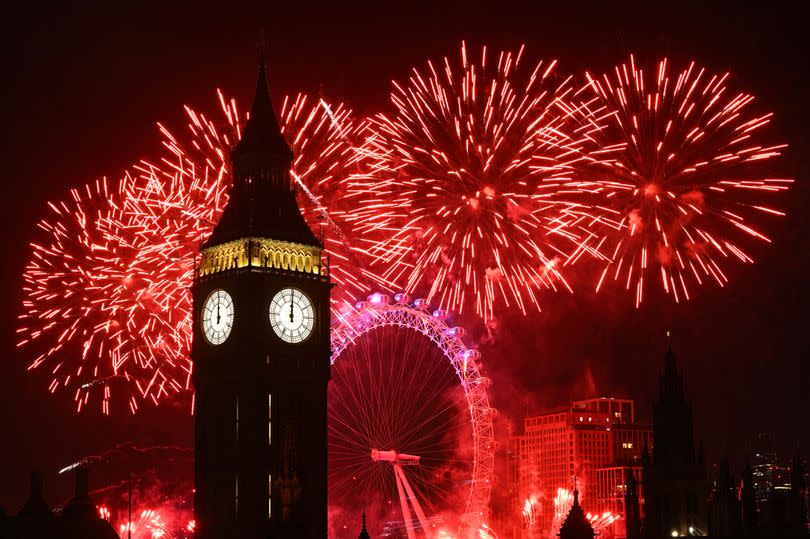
<box><xmin>269</xmin><ymin>288</ymin><xmax>315</xmax><ymax>343</ymax></box>
<box><xmin>201</xmin><ymin>289</ymin><xmax>234</xmax><ymax>345</ymax></box>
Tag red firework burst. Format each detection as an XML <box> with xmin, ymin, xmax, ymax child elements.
<box><xmin>19</xmin><ymin>90</ymin><xmax>379</xmax><ymax>411</ymax></box>
<box><xmin>17</xmin><ymin>178</ymin><xmax>191</xmax><ymax>414</ymax></box>
<box><xmin>361</xmin><ymin>42</ymin><xmax>598</xmax><ymax>322</ymax></box>
<box><xmin>573</xmin><ymin>55</ymin><xmax>792</xmax><ymax>306</ymax></box>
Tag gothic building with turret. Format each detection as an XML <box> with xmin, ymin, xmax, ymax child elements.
<box><xmin>642</xmin><ymin>338</ymin><xmax>708</xmax><ymax>538</ymax></box>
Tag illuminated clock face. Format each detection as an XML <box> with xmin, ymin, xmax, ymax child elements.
<box><xmin>201</xmin><ymin>289</ymin><xmax>234</xmax><ymax>345</ymax></box>
<box><xmin>269</xmin><ymin>288</ymin><xmax>314</xmax><ymax>343</ymax></box>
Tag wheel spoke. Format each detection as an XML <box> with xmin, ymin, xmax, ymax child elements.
<box><xmin>328</xmin><ymin>300</ymin><xmax>494</xmax><ymax>537</ymax></box>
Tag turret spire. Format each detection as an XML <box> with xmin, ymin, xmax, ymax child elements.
<box><xmin>231</xmin><ymin>55</ymin><xmax>292</xmax><ymax>166</ymax></box>
<box><xmin>557</xmin><ymin>478</ymin><xmax>594</xmax><ymax>538</ymax></box>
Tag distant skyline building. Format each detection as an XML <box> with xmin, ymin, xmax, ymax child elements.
<box><xmin>752</xmin><ymin>432</ymin><xmax>792</xmax><ymax>512</ymax></box>
<box><xmin>641</xmin><ymin>338</ymin><xmax>708</xmax><ymax>538</ymax></box>
<box><xmin>512</xmin><ymin>397</ymin><xmax>652</xmax><ymax>538</ymax></box>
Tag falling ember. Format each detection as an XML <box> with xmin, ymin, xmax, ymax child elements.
<box><xmin>362</xmin><ymin>42</ymin><xmax>600</xmax><ymax>322</ymax></box>
<box><xmin>571</xmin><ymin>55</ymin><xmax>792</xmax><ymax>306</ymax></box>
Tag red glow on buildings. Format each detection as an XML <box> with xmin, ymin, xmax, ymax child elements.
<box><xmin>508</xmin><ymin>398</ymin><xmax>652</xmax><ymax>538</ymax></box>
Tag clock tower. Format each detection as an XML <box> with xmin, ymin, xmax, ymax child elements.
<box><xmin>192</xmin><ymin>57</ymin><xmax>331</xmax><ymax>539</ymax></box>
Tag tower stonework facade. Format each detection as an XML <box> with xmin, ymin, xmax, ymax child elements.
<box><xmin>192</xmin><ymin>59</ymin><xmax>331</xmax><ymax>539</ymax></box>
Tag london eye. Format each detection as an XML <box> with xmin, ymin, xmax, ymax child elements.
<box><xmin>328</xmin><ymin>293</ymin><xmax>495</xmax><ymax>538</ymax></box>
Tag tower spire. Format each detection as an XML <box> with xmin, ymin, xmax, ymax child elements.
<box><xmin>231</xmin><ymin>54</ymin><xmax>292</xmax><ymax>165</ymax></box>
<box><xmin>203</xmin><ymin>54</ymin><xmax>319</xmax><ymax>247</ymax></box>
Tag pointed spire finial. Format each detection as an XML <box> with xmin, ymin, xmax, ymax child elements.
<box><xmin>255</xmin><ymin>28</ymin><xmax>270</xmax><ymax>108</ymax></box>
<box><xmin>358</xmin><ymin>503</ymin><xmax>371</xmax><ymax>539</ymax></box>
<box><xmin>229</xmin><ymin>47</ymin><xmax>292</xmax><ymax>165</ymax></box>
<box><xmin>258</xmin><ymin>28</ymin><xmax>268</xmax><ymax>61</ymax></box>
<box><xmin>255</xmin><ymin>52</ymin><xmax>270</xmax><ymax>112</ymax></box>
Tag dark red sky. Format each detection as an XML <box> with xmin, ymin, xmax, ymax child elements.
<box><xmin>1</xmin><ymin>0</ymin><xmax>808</xmax><ymax>511</ymax></box>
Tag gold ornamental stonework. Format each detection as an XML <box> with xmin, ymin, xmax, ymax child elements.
<box><xmin>197</xmin><ymin>237</ymin><xmax>325</xmax><ymax>278</ymax></box>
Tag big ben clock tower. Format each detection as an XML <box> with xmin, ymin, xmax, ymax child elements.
<box><xmin>192</xmin><ymin>58</ymin><xmax>330</xmax><ymax>539</ymax></box>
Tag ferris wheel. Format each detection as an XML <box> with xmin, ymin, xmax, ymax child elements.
<box><xmin>328</xmin><ymin>293</ymin><xmax>495</xmax><ymax>538</ymax></box>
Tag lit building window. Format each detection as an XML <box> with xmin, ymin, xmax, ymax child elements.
<box><xmin>268</xmin><ymin>474</ymin><xmax>272</xmax><ymax>519</ymax></box>
<box><xmin>268</xmin><ymin>394</ymin><xmax>272</xmax><ymax>445</ymax></box>
<box><xmin>235</xmin><ymin>476</ymin><xmax>239</xmax><ymax>516</ymax></box>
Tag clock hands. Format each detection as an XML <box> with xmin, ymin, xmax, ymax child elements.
<box><xmin>269</xmin><ymin>289</ymin><xmax>312</xmax><ymax>343</ymax></box>
<box><xmin>203</xmin><ymin>290</ymin><xmax>233</xmax><ymax>345</ymax></box>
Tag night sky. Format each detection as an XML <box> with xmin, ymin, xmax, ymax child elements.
<box><xmin>2</xmin><ymin>0</ymin><xmax>808</xmax><ymax>513</ymax></box>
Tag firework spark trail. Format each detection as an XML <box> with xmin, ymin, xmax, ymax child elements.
<box><xmin>102</xmin><ymin>506</ymin><xmax>193</xmax><ymax>539</ymax></box>
<box><xmin>478</xmin><ymin>523</ymin><xmax>499</xmax><ymax>538</ymax></box>
<box><xmin>586</xmin><ymin>511</ymin><xmax>620</xmax><ymax>535</ymax></box>
<box><xmin>569</xmin><ymin>55</ymin><xmax>792</xmax><ymax>306</ymax></box>
<box><xmin>280</xmin><ymin>93</ymin><xmax>393</xmax><ymax>305</ymax></box>
<box><xmin>521</xmin><ymin>493</ymin><xmax>540</xmax><ymax>531</ymax></box>
<box><xmin>550</xmin><ymin>487</ymin><xmax>575</xmax><ymax>538</ymax></box>
<box><xmin>59</xmin><ymin>443</ymin><xmax>193</xmax><ymax>474</ymax></box>
<box><xmin>17</xmin><ymin>177</ymin><xmax>190</xmax><ymax>414</ymax></box>
<box><xmin>19</xmin><ymin>91</ymin><xmax>382</xmax><ymax>411</ymax></box>
<box><xmin>93</xmin><ymin>456</ymin><xmax>194</xmax><ymax>539</ymax></box>
<box><xmin>360</xmin><ymin>42</ymin><xmax>604</xmax><ymax>322</ymax></box>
